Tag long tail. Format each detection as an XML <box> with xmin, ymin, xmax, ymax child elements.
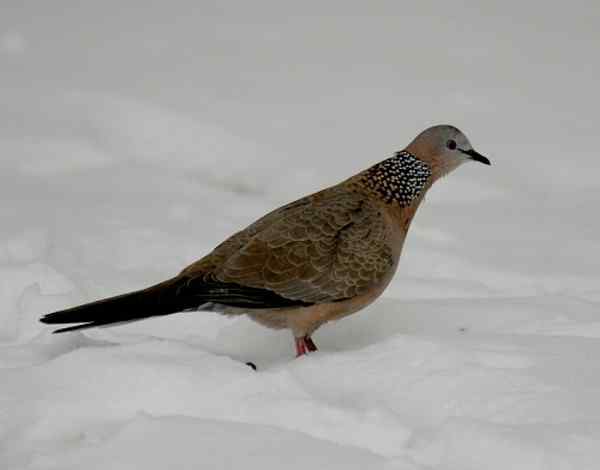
<box><xmin>40</xmin><ymin>274</ymin><xmax>311</xmax><ymax>334</ymax></box>
<box><xmin>40</xmin><ymin>278</ymin><xmax>187</xmax><ymax>333</ymax></box>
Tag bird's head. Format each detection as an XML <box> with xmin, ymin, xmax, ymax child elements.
<box><xmin>405</xmin><ymin>125</ymin><xmax>490</xmax><ymax>179</ymax></box>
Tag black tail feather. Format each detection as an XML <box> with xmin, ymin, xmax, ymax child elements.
<box><xmin>50</xmin><ymin>319</ymin><xmax>147</xmax><ymax>334</ymax></box>
<box><xmin>40</xmin><ymin>274</ymin><xmax>312</xmax><ymax>333</ymax></box>
<box><xmin>40</xmin><ymin>279</ymin><xmax>186</xmax><ymax>333</ymax></box>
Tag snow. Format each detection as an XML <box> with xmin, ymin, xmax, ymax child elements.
<box><xmin>2</xmin><ymin>2</ymin><xmax>600</xmax><ymax>469</ymax></box>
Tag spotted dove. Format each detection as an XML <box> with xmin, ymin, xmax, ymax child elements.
<box><xmin>41</xmin><ymin>125</ymin><xmax>490</xmax><ymax>356</ymax></box>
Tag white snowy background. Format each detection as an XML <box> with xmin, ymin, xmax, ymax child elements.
<box><xmin>2</xmin><ymin>2</ymin><xmax>600</xmax><ymax>469</ymax></box>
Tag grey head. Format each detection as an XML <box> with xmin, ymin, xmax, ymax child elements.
<box><xmin>405</xmin><ymin>125</ymin><xmax>490</xmax><ymax>179</ymax></box>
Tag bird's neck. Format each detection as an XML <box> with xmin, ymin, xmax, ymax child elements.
<box><xmin>356</xmin><ymin>151</ymin><xmax>432</xmax><ymax>207</ymax></box>
<box><xmin>404</xmin><ymin>141</ymin><xmax>460</xmax><ymax>181</ymax></box>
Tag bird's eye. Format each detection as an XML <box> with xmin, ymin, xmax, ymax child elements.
<box><xmin>446</xmin><ymin>139</ymin><xmax>457</xmax><ymax>150</ymax></box>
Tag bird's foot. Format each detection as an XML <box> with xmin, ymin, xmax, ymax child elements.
<box><xmin>295</xmin><ymin>336</ymin><xmax>318</xmax><ymax>357</ymax></box>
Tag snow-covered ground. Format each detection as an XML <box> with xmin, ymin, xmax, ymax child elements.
<box><xmin>2</xmin><ymin>2</ymin><xmax>600</xmax><ymax>469</ymax></box>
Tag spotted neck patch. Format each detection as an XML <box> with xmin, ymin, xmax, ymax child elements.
<box><xmin>360</xmin><ymin>151</ymin><xmax>431</xmax><ymax>206</ymax></box>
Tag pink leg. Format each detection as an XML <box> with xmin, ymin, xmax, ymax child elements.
<box><xmin>295</xmin><ymin>337</ymin><xmax>308</xmax><ymax>357</ymax></box>
<box><xmin>295</xmin><ymin>336</ymin><xmax>318</xmax><ymax>357</ymax></box>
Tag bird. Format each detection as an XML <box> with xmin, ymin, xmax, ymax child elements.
<box><xmin>40</xmin><ymin>125</ymin><xmax>490</xmax><ymax>357</ymax></box>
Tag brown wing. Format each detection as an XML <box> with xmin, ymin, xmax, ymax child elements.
<box><xmin>180</xmin><ymin>191</ymin><xmax>316</xmax><ymax>275</ymax></box>
<box><xmin>213</xmin><ymin>189</ymin><xmax>394</xmax><ymax>304</ymax></box>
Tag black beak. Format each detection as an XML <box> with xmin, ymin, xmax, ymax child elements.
<box><xmin>459</xmin><ymin>148</ymin><xmax>491</xmax><ymax>165</ymax></box>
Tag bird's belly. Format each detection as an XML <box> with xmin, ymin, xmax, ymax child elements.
<box><xmin>244</xmin><ymin>272</ymin><xmax>395</xmax><ymax>337</ymax></box>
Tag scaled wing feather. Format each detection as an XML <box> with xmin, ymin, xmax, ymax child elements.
<box><xmin>215</xmin><ymin>189</ymin><xmax>393</xmax><ymax>304</ymax></box>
